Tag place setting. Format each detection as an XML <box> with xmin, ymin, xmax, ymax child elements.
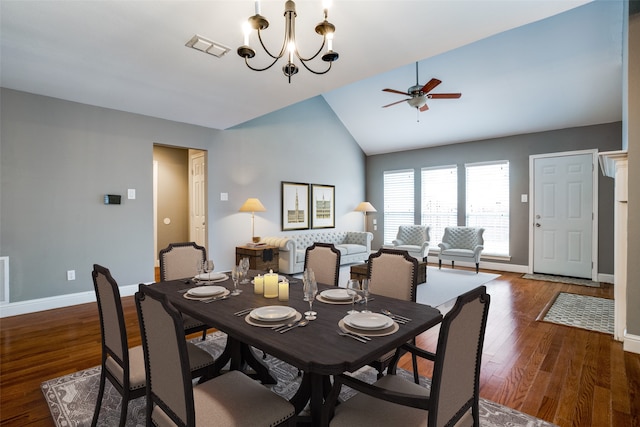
<box><xmin>182</xmin><ymin>285</ymin><xmax>230</xmax><ymax>302</ymax></box>
<box><xmin>338</xmin><ymin>312</ymin><xmax>399</xmax><ymax>339</ymax></box>
<box><xmin>244</xmin><ymin>305</ymin><xmax>303</xmax><ymax>329</ymax></box>
<box><xmin>193</xmin><ymin>260</ymin><xmax>229</xmax><ymax>285</ymax></box>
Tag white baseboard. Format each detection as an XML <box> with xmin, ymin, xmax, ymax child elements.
<box><xmin>624</xmin><ymin>331</ymin><xmax>640</xmax><ymax>355</ymax></box>
<box><xmin>598</xmin><ymin>273</ymin><xmax>615</xmax><ymax>284</ymax></box>
<box><xmin>0</xmin><ymin>283</ymin><xmax>143</xmax><ymax>318</ymax></box>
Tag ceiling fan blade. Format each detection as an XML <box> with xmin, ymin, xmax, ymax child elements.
<box><xmin>383</xmin><ymin>88</ymin><xmax>410</xmax><ymax>96</ymax></box>
<box><xmin>421</xmin><ymin>78</ymin><xmax>441</xmax><ymax>94</ymax></box>
<box><xmin>382</xmin><ymin>99</ymin><xmax>410</xmax><ymax>108</ymax></box>
<box><xmin>419</xmin><ymin>103</ymin><xmax>429</xmax><ymax>112</ymax></box>
<box><xmin>428</xmin><ymin>93</ymin><xmax>462</xmax><ymax>99</ymax></box>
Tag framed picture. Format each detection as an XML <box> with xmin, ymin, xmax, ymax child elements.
<box><xmin>281</xmin><ymin>182</ymin><xmax>309</xmax><ymax>230</ymax></box>
<box><xmin>311</xmin><ymin>184</ymin><xmax>335</xmax><ymax>229</ymax></box>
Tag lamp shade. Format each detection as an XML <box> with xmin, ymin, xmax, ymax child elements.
<box><xmin>354</xmin><ymin>202</ymin><xmax>377</xmax><ymax>213</ymax></box>
<box><xmin>239</xmin><ymin>198</ymin><xmax>266</xmax><ymax>212</ymax></box>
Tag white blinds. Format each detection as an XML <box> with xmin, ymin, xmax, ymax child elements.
<box><xmin>421</xmin><ymin>166</ymin><xmax>458</xmax><ymax>246</ymax></box>
<box><xmin>465</xmin><ymin>161</ymin><xmax>510</xmax><ymax>256</ymax></box>
<box><xmin>383</xmin><ymin>169</ymin><xmax>414</xmax><ymax>245</ymax></box>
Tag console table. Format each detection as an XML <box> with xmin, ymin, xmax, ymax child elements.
<box><xmin>350</xmin><ymin>259</ymin><xmax>428</xmax><ymax>284</ymax></box>
<box><xmin>236</xmin><ymin>245</ymin><xmax>279</xmax><ymax>273</ymax></box>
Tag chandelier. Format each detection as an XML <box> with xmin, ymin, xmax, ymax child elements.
<box><xmin>237</xmin><ymin>0</ymin><xmax>339</xmax><ymax>83</ymax></box>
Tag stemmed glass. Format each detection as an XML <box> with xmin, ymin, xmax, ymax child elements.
<box><xmin>360</xmin><ymin>279</ymin><xmax>371</xmax><ymax>313</ymax></box>
<box><xmin>230</xmin><ymin>266</ymin><xmax>242</xmax><ymax>295</ymax></box>
<box><xmin>303</xmin><ymin>270</ymin><xmax>318</xmax><ymax>320</ymax></box>
<box><xmin>346</xmin><ymin>279</ymin><xmax>360</xmax><ymax>314</ymax></box>
<box><xmin>203</xmin><ymin>260</ymin><xmax>214</xmax><ymax>281</ymax></box>
<box><xmin>240</xmin><ymin>257</ymin><xmax>250</xmax><ymax>284</ymax></box>
<box><xmin>195</xmin><ymin>259</ymin><xmax>205</xmax><ymax>283</ymax></box>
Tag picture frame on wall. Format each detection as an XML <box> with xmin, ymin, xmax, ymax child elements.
<box><xmin>281</xmin><ymin>182</ymin><xmax>309</xmax><ymax>230</ymax></box>
<box><xmin>311</xmin><ymin>184</ymin><xmax>335</xmax><ymax>229</ymax></box>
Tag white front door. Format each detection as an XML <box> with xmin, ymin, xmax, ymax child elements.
<box><xmin>532</xmin><ymin>152</ymin><xmax>596</xmax><ymax>279</ymax></box>
<box><xmin>190</xmin><ymin>151</ymin><xmax>207</xmax><ymax>248</ymax></box>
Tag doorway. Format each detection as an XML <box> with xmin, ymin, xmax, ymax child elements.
<box><xmin>153</xmin><ymin>145</ymin><xmax>208</xmax><ymax>268</ymax></box>
<box><xmin>529</xmin><ymin>150</ymin><xmax>598</xmax><ymax>280</ymax></box>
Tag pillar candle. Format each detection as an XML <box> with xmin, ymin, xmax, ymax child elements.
<box><xmin>278</xmin><ymin>280</ymin><xmax>289</xmax><ymax>301</ymax></box>
<box><xmin>263</xmin><ymin>270</ymin><xmax>278</xmax><ymax>298</ymax></box>
<box><xmin>254</xmin><ymin>274</ymin><xmax>264</xmax><ymax>294</ymax></box>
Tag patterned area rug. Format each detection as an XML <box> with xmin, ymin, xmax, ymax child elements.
<box><xmin>42</xmin><ymin>332</ymin><xmax>557</xmax><ymax>427</ymax></box>
<box><xmin>523</xmin><ymin>273</ymin><xmax>600</xmax><ymax>287</ymax></box>
<box><xmin>539</xmin><ymin>292</ymin><xmax>614</xmax><ymax>334</ymax></box>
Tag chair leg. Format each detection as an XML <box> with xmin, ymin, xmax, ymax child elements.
<box><xmin>118</xmin><ymin>390</ymin><xmax>129</xmax><ymax>427</ymax></box>
<box><xmin>90</xmin><ymin>370</ymin><xmax>107</xmax><ymax>427</ymax></box>
<box><xmin>201</xmin><ymin>328</ymin><xmax>207</xmax><ymax>341</ymax></box>
<box><xmin>438</xmin><ymin>259</ymin><xmax>442</xmax><ymax>269</ymax></box>
<box><xmin>412</xmin><ymin>353</ymin><xmax>419</xmax><ymax>384</ymax></box>
<box><xmin>476</xmin><ymin>263</ymin><xmax>479</xmax><ymax>273</ymax></box>
<box><xmin>451</xmin><ymin>261</ymin><xmax>455</xmax><ymax>269</ymax></box>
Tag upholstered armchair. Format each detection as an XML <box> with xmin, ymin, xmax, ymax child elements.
<box><xmin>438</xmin><ymin>226</ymin><xmax>485</xmax><ymax>273</ymax></box>
<box><xmin>387</xmin><ymin>225</ymin><xmax>430</xmax><ymax>261</ymax></box>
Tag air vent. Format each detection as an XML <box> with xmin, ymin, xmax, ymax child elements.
<box><xmin>185</xmin><ymin>35</ymin><xmax>231</xmax><ymax>58</ymax></box>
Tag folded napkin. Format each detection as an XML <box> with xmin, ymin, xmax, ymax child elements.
<box><xmin>195</xmin><ymin>272</ymin><xmax>226</xmax><ymax>281</ymax></box>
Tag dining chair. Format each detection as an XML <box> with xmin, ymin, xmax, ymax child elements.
<box><xmin>304</xmin><ymin>242</ymin><xmax>341</xmax><ymax>287</ymax></box>
<box><xmin>135</xmin><ymin>288</ymin><xmax>296</xmax><ymax>427</ymax></box>
<box><xmin>322</xmin><ymin>285</ymin><xmax>491</xmax><ymax>427</ymax></box>
<box><xmin>91</xmin><ymin>264</ymin><xmax>215</xmax><ymax>427</ymax></box>
<box><xmin>367</xmin><ymin>248</ymin><xmax>420</xmax><ymax>381</ymax></box>
<box><xmin>158</xmin><ymin>242</ymin><xmax>210</xmax><ymax>339</ymax></box>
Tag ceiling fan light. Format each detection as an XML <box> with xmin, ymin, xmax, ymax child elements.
<box><xmin>407</xmin><ymin>96</ymin><xmax>426</xmax><ymax>108</ymax></box>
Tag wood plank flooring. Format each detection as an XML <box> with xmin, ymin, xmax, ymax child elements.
<box><xmin>1</xmin><ymin>269</ymin><xmax>639</xmax><ymax>426</ymax></box>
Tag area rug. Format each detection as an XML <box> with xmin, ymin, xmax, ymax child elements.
<box><xmin>539</xmin><ymin>292</ymin><xmax>614</xmax><ymax>334</ymax></box>
<box><xmin>523</xmin><ymin>273</ymin><xmax>599</xmax><ymax>288</ymax></box>
<box><xmin>42</xmin><ymin>332</ymin><xmax>556</xmax><ymax>427</ymax></box>
<box><xmin>417</xmin><ymin>267</ymin><xmax>500</xmax><ymax>309</ymax></box>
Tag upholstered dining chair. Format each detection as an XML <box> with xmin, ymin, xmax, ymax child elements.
<box><xmin>135</xmin><ymin>288</ymin><xmax>296</xmax><ymax>427</ymax></box>
<box><xmin>366</xmin><ymin>248</ymin><xmax>420</xmax><ymax>381</ymax></box>
<box><xmin>304</xmin><ymin>242</ymin><xmax>341</xmax><ymax>287</ymax></box>
<box><xmin>322</xmin><ymin>285</ymin><xmax>491</xmax><ymax>427</ymax></box>
<box><xmin>158</xmin><ymin>242</ymin><xmax>210</xmax><ymax>339</ymax></box>
<box><xmin>91</xmin><ymin>264</ymin><xmax>215</xmax><ymax>427</ymax></box>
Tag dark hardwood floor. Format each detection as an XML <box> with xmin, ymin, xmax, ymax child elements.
<box><xmin>1</xmin><ymin>269</ymin><xmax>639</xmax><ymax>426</ymax></box>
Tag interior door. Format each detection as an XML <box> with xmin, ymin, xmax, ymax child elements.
<box><xmin>532</xmin><ymin>153</ymin><xmax>595</xmax><ymax>279</ymax></box>
<box><xmin>190</xmin><ymin>151</ymin><xmax>207</xmax><ymax>248</ymax></box>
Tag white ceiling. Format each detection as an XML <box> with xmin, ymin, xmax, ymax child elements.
<box><xmin>0</xmin><ymin>1</ymin><xmax>623</xmax><ymax>155</ymax></box>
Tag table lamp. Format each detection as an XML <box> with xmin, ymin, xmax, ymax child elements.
<box><xmin>239</xmin><ymin>198</ymin><xmax>267</xmax><ymax>243</ymax></box>
<box><xmin>354</xmin><ymin>202</ymin><xmax>377</xmax><ymax>232</ymax></box>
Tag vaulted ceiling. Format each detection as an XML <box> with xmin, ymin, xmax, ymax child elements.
<box><xmin>0</xmin><ymin>1</ymin><xmax>623</xmax><ymax>155</ymax></box>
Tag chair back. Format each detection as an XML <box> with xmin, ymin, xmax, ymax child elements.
<box><xmin>441</xmin><ymin>227</ymin><xmax>484</xmax><ymax>250</ymax></box>
<box><xmin>396</xmin><ymin>225</ymin><xmax>430</xmax><ymax>246</ymax></box>
<box><xmin>304</xmin><ymin>243</ymin><xmax>341</xmax><ymax>287</ymax></box>
<box><xmin>136</xmin><ymin>288</ymin><xmax>195</xmax><ymax>427</ymax></box>
<box><xmin>367</xmin><ymin>249</ymin><xmax>418</xmax><ymax>301</ymax></box>
<box><xmin>92</xmin><ymin>264</ymin><xmax>131</xmax><ymax>387</ymax></box>
<box><xmin>429</xmin><ymin>286</ymin><xmax>490</xmax><ymax>427</ymax></box>
<box><xmin>159</xmin><ymin>242</ymin><xmax>207</xmax><ymax>281</ymax></box>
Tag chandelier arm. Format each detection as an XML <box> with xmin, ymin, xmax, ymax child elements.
<box><xmin>256</xmin><ymin>29</ymin><xmax>288</xmax><ymax>60</ymax></box>
<box><xmin>243</xmin><ymin>56</ymin><xmax>281</xmax><ymax>72</ymax></box>
<box><xmin>294</xmin><ymin>38</ymin><xmax>326</xmax><ymax>62</ymax></box>
<box><xmin>297</xmin><ymin>60</ymin><xmax>332</xmax><ymax>75</ymax></box>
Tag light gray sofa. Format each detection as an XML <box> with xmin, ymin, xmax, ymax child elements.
<box><xmin>261</xmin><ymin>231</ymin><xmax>373</xmax><ymax>274</ymax></box>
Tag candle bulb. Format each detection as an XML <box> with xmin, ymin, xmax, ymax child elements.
<box><xmin>254</xmin><ymin>0</ymin><xmax>261</xmax><ymax>15</ymax></box>
<box><xmin>327</xmin><ymin>33</ymin><xmax>333</xmax><ymax>52</ymax></box>
<box><xmin>242</xmin><ymin>21</ymin><xmax>251</xmax><ymax>46</ymax></box>
<box><xmin>278</xmin><ymin>280</ymin><xmax>289</xmax><ymax>302</ymax></box>
<box><xmin>254</xmin><ymin>274</ymin><xmax>264</xmax><ymax>294</ymax></box>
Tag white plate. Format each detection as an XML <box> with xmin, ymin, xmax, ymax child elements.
<box><xmin>195</xmin><ymin>272</ymin><xmax>227</xmax><ymax>281</ymax></box>
<box><xmin>320</xmin><ymin>289</ymin><xmax>352</xmax><ymax>301</ymax></box>
<box><xmin>250</xmin><ymin>306</ymin><xmax>296</xmax><ymax>322</ymax></box>
<box><xmin>187</xmin><ymin>285</ymin><xmax>226</xmax><ymax>297</ymax></box>
<box><xmin>344</xmin><ymin>313</ymin><xmax>394</xmax><ymax>331</ymax></box>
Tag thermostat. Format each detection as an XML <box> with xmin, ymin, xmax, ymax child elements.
<box><xmin>104</xmin><ymin>194</ymin><xmax>122</xmax><ymax>205</ymax></box>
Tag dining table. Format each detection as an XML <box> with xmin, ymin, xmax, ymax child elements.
<box><xmin>140</xmin><ymin>269</ymin><xmax>443</xmax><ymax>426</ymax></box>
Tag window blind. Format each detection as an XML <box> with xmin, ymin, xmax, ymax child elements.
<box><xmin>383</xmin><ymin>169</ymin><xmax>414</xmax><ymax>244</ymax></box>
<box><xmin>421</xmin><ymin>165</ymin><xmax>458</xmax><ymax>246</ymax></box>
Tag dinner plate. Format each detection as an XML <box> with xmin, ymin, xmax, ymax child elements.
<box><xmin>187</xmin><ymin>285</ymin><xmax>226</xmax><ymax>297</ymax></box>
<box><xmin>344</xmin><ymin>313</ymin><xmax>394</xmax><ymax>331</ymax></box>
<box><xmin>195</xmin><ymin>272</ymin><xmax>227</xmax><ymax>281</ymax></box>
<box><xmin>250</xmin><ymin>306</ymin><xmax>296</xmax><ymax>322</ymax></box>
<box><xmin>320</xmin><ymin>288</ymin><xmax>352</xmax><ymax>301</ymax></box>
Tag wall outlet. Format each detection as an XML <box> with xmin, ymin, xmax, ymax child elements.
<box><xmin>67</xmin><ymin>270</ymin><xmax>76</xmax><ymax>281</ymax></box>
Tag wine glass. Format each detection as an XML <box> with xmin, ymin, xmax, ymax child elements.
<box><xmin>203</xmin><ymin>260</ymin><xmax>214</xmax><ymax>281</ymax></box>
<box><xmin>303</xmin><ymin>272</ymin><xmax>318</xmax><ymax>320</ymax></box>
<box><xmin>360</xmin><ymin>279</ymin><xmax>371</xmax><ymax>313</ymax></box>
<box><xmin>230</xmin><ymin>266</ymin><xmax>242</xmax><ymax>295</ymax></box>
<box><xmin>195</xmin><ymin>259</ymin><xmax>205</xmax><ymax>282</ymax></box>
<box><xmin>302</xmin><ymin>269</ymin><xmax>315</xmax><ymax>301</ymax></box>
<box><xmin>346</xmin><ymin>279</ymin><xmax>360</xmax><ymax>314</ymax></box>
<box><xmin>240</xmin><ymin>257</ymin><xmax>250</xmax><ymax>284</ymax></box>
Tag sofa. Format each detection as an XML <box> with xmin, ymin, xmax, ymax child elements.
<box><xmin>260</xmin><ymin>231</ymin><xmax>373</xmax><ymax>274</ymax></box>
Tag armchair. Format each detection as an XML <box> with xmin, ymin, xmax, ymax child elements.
<box><xmin>387</xmin><ymin>225</ymin><xmax>430</xmax><ymax>261</ymax></box>
<box><xmin>438</xmin><ymin>226</ymin><xmax>485</xmax><ymax>273</ymax></box>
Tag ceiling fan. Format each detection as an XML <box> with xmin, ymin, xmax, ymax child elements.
<box><xmin>382</xmin><ymin>62</ymin><xmax>461</xmax><ymax>112</ymax></box>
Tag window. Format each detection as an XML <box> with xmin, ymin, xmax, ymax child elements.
<box><xmin>383</xmin><ymin>169</ymin><xmax>414</xmax><ymax>244</ymax></box>
<box><xmin>465</xmin><ymin>161</ymin><xmax>510</xmax><ymax>256</ymax></box>
<box><xmin>421</xmin><ymin>166</ymin><xmax>458</xmax><ymax>247</ymax></box>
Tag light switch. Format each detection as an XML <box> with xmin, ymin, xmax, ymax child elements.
<box><xmin>521</xmin><ymin>194</ymin><xmax>528</xmax><ymax>203</ymax></box>
<box><xmin>128</xmin><ymin>189</ymin><xmax>136</xmax><ymax>200</ymax></box>
<box><xmin>220</xmin><ymin>192</ymin><xmax>228</xmax><ymax>201</ymax></box>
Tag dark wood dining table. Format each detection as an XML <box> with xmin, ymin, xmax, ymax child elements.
<box><xmin>140</xmin><ymin>270</ymin><xmax>442</xmax><ymax>426</ymax></box>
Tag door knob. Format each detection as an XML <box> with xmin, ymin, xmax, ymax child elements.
<box><xmin>535</xmin><ymin>223</ymin><xmax>541</xmax><ymax>227</ymax></box>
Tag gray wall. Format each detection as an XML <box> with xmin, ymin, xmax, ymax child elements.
<box><xmin>366</xmin><ymin>123</ymin><xmax>622</xmax><ymax>272</ymax></box>
<box><xmin>0</xmin><ymin>89</ymin><xmax>365</xmax><ymax>303</ymax></box>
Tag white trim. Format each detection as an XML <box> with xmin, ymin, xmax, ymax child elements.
<box><xmin>0</xmin><ymin>257</ymin><xmax>9</xmax><ymax>304</ymax></box>
<box><xmin>623</xmin><ymin>331</ymin><xmax>640</xmax><ymax>355</ymax></box>
<box><xmin>0</xmin><ymin>283</ymin><xmax>147</xmax><ymax>318</ymax></box>
<box><xmin>597</xmin><ymin>273</ymin><xmax>614</xmax><ymax>284</ymax></box>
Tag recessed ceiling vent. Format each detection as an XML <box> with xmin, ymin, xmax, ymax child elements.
<box><xmin>185</xmin><ymin>35</ymin><xmax>230</xmax><ymax>58</ymax></box>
